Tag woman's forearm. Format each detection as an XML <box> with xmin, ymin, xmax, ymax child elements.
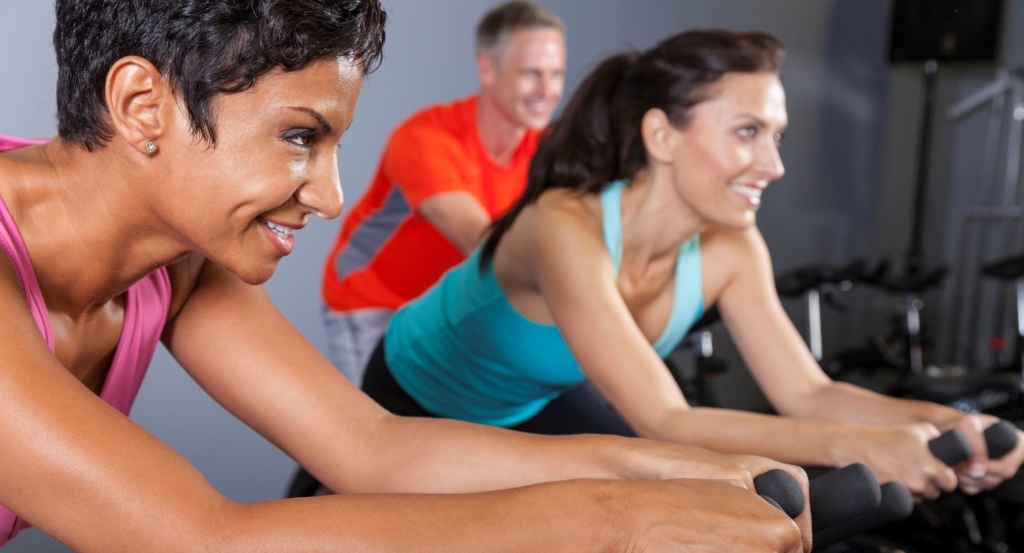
<box><xmin>649</xmin><ymin>406</ymin><xmax>866</xmax><ymax>468</ymax></box>
<box><xmin>780</xmin><ymin>380</ymin><xmax>959</xmax><ymax>428</ymax></box>
<box><xmin>326</xmin><ymin>413</ymin><xmax>788</xmax><ymax>496</ymax></box>
<box><xmin>211</xmin><ymin>483</ymin><xmax>620</xmax><ymax>553</ymax></box>
<box><xmin>343</xmin><ymin>415</ymin><xmax>629</xmax><ymax>493</ymax></box>
<box><xmin>212</xmin><ymin>479</ymin><xmax>806</xmax><ymax>553</ymax></box>
<box><xmin>338</xmin><ymin>413</ymin><xmax>738</xmax><ymax>494</ymax></box>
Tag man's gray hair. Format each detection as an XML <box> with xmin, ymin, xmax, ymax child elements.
<box><xmin>475</xmin><ymin>1</ymin><xmax>564</xmax><ymax>58</ymax></box>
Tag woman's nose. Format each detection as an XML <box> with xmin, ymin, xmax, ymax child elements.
<box><xmin>297</xmin><ymin>152</ymin><xmax>344</xmax><ymax>219</ymax></box>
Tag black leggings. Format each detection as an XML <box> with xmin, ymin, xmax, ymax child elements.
<box><xmin>362</xmin><ymin>340</ymin><xmax>636</xmax><ymax>437</ymax></box>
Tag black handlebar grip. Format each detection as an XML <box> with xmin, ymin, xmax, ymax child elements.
<box><xmin>930</xmin><ymin>422</ymin><xmax>1017</xmax><ymax>467</ymax></box>
<box><xmin>984</xmin><ymin>420</ymin><xmax>1019</xmax><ymax>460</ymax></box>
<box><xmin>813</xmin><ymin>481</ymin><xmax>914</xmax><ymax>547</ymax></box>
<box><xmin>929</xmin><ymin>429</ymin><xmax>972</xmax><ymax>466</ymax></box>
<box><xmin>809</xmin><ymin>463</ymin><xmax>881</xmax><ymax>531</ymax></box>
<box><xmin>754</xmin><ymin>469</ymin><xmax>804</xmax><ymax>519</ymax></box>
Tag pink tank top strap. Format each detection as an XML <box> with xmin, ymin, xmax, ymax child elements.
<box><xmin>0</xmin><ymin>135</ymin><xmax>173</xmax><ymax>544</ymax></box>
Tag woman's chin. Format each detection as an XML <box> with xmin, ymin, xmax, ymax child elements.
<box><xmin>231</xmin><ymin>259</ymin><xmax>280</xmax><ymax>285</ymax></box>
<box><xmin>710</xmin><ymin>211</ymin><xmax>757</xmax><ymax>231</ymax></box>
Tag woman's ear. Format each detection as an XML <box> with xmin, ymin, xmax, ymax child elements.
<box><xmin>640</xmin><ymin>108</ymin><xmax>678</xmax><ymax>165</ymax></box>
<box><xmin>104</xmin><ymin>56</ymin><xmax>173</xmax><ymax>155</ymax></box>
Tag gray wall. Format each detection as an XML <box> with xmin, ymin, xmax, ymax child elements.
<box><xmin>5</xmin><ymin>0</ymin><xmax>1012</xmax><ymax>550</ymax></box>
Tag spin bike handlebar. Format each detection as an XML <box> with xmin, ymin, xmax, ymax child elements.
<box><xmin>753</xmin><ymin>464</ymin><xmax>882</xmax><ymax>530</ymax></box>
<box><xmin>815</xmin><ymin>420</ymin><xmax>1020</xmax><ymax>547</ymax></box>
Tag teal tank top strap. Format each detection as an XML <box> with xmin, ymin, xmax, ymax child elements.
<box><xmin>600</xmin><ymin>179</ymin><xmax>628</xmax><ymax>274</ymax></box>
<box><xmin>652</xmin><ymin>236</ymin><xmax>704</xmax><ymax>358</ymax></box>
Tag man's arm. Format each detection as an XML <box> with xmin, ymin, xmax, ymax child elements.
<box><xmin>417</xmin><ymin>191</ymin><xmax>491</xmax><ymax>255</ymax></box>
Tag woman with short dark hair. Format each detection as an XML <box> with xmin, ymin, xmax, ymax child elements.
<box><xmin>0</xmin><ymin>1</ymin><xmax>806</xmax><ymax>551</ymax></box>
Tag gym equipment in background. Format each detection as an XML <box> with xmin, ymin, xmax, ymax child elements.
<box><xmin>889</xmin><ymin>0</ymin><xmax>1003</xmax><ymax>274</ymax></box>
<box><xmin>945</xmin><ymin>68</ymin><xmax>1024</xmax><ymax>374</ymax></box>
<box><xmin>775</xmin><ymin>259</ymin><xmax>866</xmax><ymax>363</ymax></box>
<box><xmin>887</xmin><ymin>0</ymin><xmax>1004</xmax><ymax>374</ymax></box>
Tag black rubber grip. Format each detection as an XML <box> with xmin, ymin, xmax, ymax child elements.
<box><xmin>754</xmin><ymin>469</ymin><xmax>804</xmax><ymax>519</ymax></box>
<box><xmin>808</xmin><ymin>463</ymin><xmax>881</xmax><ymax>531</ymax></box>
<box><xmin>929</xmin><ymin>429</ymin><xmax>972</xmax><ymax>466</ymax></box>
<box><xmin>930</xmin><ymin>422</ymin><xmax>1017</xmax><ymax>467</ymax></box>
<box><xmin>984</xmin><ymin>420</ymin><xmax>1019</xmax><ymax>460</ymax></box>
<box><xmin>814</xmin><ymin>481</ymin><xmax>914</xmax><ymax>547</ymax></box>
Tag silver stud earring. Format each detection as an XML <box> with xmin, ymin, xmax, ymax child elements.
<box><xmin>145</xmin><ymin>141</ymin><xmax>158</xmax><ymax>154</ymax></box>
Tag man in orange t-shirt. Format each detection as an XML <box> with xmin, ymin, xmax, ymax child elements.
<box><xmin>322</xmin><ymin>1</ymin><xmax>566</xmax><ymax>385</ymax></box>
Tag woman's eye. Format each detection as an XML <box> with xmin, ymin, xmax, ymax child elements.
<box><xmin>737</xmin><ymin>127</ymin><xmax>756</xmax><ymax>139</ymax></box>
<box><xmin>773</xmin><ymin>133</ymin><xmax>784</xmax><ymax>146</ymax></box>
<box><xmin>283</xmin><ymin>129</ymin><xmax>316</xmax><ymax>148</ymax></box>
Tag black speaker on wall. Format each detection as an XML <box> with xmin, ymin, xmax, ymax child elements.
<box><xmin>889</xmin><ymin>0</ymin><xmax>1003</xmax><ymax>62</ymax></box>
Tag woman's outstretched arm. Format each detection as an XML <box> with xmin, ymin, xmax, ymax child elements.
<box><xmin>712</xmin><ymin>226</ymin><xmax>1024</xmax><ymax>494</ymax></box>
<box><xmin>0</xmin><ymin>256</ymin><xmax>804</xmax><ymax>552</ymax></box>
<box><xmin>162</xmin><ymin>255</ymin><xmax>805</xmax><ymax>496</ymax></box>
<box><xmin>518</xmin><ymin>205</ymin><xmax>957</xmax><ymax>500</ymax></box>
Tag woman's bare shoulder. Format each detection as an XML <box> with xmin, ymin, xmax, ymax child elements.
<box><xmin>527</xmin><ymin>188</ymin><xmax>603</xmax><ymax>240</ymax></box>
<box><xmin>699</xmin><ymin>224</ymin><xmax>774</xmax><ymax>297</ymax></box>
<box><xmin>506</xmin><ymin>189</ymin><xmax>616</xmax><ymax>279</ymax></box>
<box><xmin>495</xmin><ymin>189</ymin><xmax>611</xmax><ymax>288</ymax></box>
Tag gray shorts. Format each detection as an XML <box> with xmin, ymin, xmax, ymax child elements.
<box><xmin>322</xmin><ymin>306</ymin><xmax>393</xmax><ymax>387</ymax></box>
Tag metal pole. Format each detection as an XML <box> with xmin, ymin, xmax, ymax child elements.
<box><xmin>907</xmin><ymin>60</ymin><xmax>939</xmax><ymax>274</ymax></box>
<box><xmin>907</xmin><ymin>293</ymin><xmax>924</xmax><ymax>374</ymax></box>
<box><xmin>948</xmin><ymin>217</ymin><xmax>979</xmax><ymax>364</ymax></box>
<box><xmin>807</xmin><ymin>289</ymin><xmax>822</xmax><ymax>362</ymax></box>
<box><xmin>1017</xmin><ymin>278</ymin><xmax>1024</xmax><ymax>378</ymax></box>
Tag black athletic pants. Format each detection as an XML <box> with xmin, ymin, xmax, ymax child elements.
<box><xmin>361</xmin><ymin>339</ymin><xmax>636</xmax><ymax>437</ymax></box>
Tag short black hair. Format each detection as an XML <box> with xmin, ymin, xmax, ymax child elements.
<box><xmin>54</xmin><ymin>0</ymin><xmax>387</xmax><ymax>150</ymax></box>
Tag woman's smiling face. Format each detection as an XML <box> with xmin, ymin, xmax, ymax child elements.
<box><xmin>157</xmin><ymin>57</ymin><xmax>362</xmax><ymax>284</ymax></box>
<box><xmin>668</xmin><ymin>71</ymin><xmax>788</xmax><ymax>230</ymax></box>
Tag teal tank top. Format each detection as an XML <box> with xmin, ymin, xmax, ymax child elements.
<box><xmin>384</xmin><ymin>180</ymin><xmax>704</xmax><ymax>427</ymax></box>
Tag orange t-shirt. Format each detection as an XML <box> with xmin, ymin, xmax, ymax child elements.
<box><xmin>323</xmin><ymin>95</ymin><xmax>540</xmax><ymax>312</ymax></box>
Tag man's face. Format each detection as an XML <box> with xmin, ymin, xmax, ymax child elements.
<box><xmin>480</xmin><ymin>27</ymin><xmax>566</xmax><ymax>130</ymax></box>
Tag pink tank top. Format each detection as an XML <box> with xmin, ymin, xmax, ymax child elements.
<box><xmin>0</xmin><ymin>135</ymin><xmax>173</xmax><ymax>544</ymax></box>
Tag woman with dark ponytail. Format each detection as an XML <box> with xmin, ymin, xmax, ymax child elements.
<box><xmin>366</xmin><ymin>28</ymin><xmax>1024</xmax><ymax>501</ymax></box>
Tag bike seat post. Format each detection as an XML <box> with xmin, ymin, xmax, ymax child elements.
<box><xmin>1017</xmin><ymin>277</ymin><xmax>1024</xmax><ymax>378</ymax></box>
<box><xmin>906</xmin><ymin>291</ymin><xmax>924</xmax><ymax>374</ymax></box>
<box><xmin>691</xmin><ymin>330</ymin><xmax>720</xmax><ymax>408</ymax></box>
<box><xmin>698</xmin><ymin>330</ymin><xmax>714</xmax><ymax>359</ymax></box>
<box><xmin>807</xmin><ymin>288</ymin><xmax>823</xmax><ymax>362</ymax></box>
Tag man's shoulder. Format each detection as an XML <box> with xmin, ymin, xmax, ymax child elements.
<box><xmin>391</xmin><ymin>95</ymin><xmax>475</xmax><ymax>143</ymax></box>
